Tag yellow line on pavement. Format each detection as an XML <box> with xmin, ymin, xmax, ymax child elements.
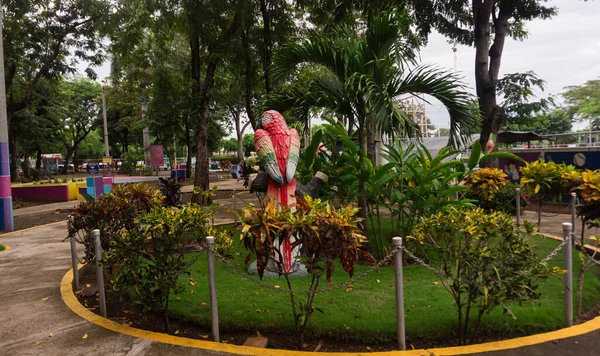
<box><xmin>60</xmin><ymin>267</ymin><xmax>600</xmax><ymax>356</ymax></box>
<box><xmin>0</xmin><ymin>220</ymin><xmax>67</xmax><ymax>236</ymax></box>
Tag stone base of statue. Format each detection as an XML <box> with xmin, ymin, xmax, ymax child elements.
<box><xmin>247</xmin><ymin>259</ymin><xmax>308</xmax><ymax>277</ymax></box>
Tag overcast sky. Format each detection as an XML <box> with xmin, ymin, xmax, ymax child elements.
<box><xmin>420</xmin><ymin>0</ymin><xmax>600</xmax><ymax>131</ymax></box>
<box><xmin>88</xmin><ymin>0</ymin><xmax>600</xmax><ymax>133</ymax></box>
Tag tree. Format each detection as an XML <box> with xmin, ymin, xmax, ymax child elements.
<box><xmin>54</xmin><ymin>76</ymin><xmax>102</xmax><ymax>174</ymax></box>
<box><xmin>402</xmin><ymin>0</ymin><xmax>556</xmax><ymax>165</ymax></box>
<box><xmin>3</xmin><ymin>0</ymin><xmax>108</xmax><ymax>180</ymax></box>
<box><xmin>496</xmin><ymin>71</ymin><xmax>553</xmax><ymax>131</ymax></box>
<box><xmin>563</xmin><ymin>80</ymin><xmax>600</xmax><ymax>131</ymax></box>
<box><xmin>267</xmin><ymin>9</ymin><xmax>479</xmax><ymax>235</ymax></box>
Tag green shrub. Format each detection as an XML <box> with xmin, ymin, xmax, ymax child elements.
<box><xmin>409</xmin><ymin>207</ymin><xmax>554</xmax><ymax>345</ymax></box>
<box><xmin>120</xmin><ymin>153</ymin><xmax>144</xmax><ymax>175</ymax></box>
<box><xmin>105</xmin><ymin>204</ymin><xmax>223</xmax><ymax>332</ymax></box>
<box><xmin>520</xmin><ymin>159</ymin><xmax>581</xmax><ymax>226</ymax></box>
<box><xmin>0</xmin><ymin>244</ymin><xmax>5</xmax><ymax>251</ymax></box>
<box><xmin>68</xmin><ymin>183</ymin><xmax>164</xmax><ymax>262</ymax></box>
<box><xmin>465</xmin><ymin>181</ymin><xmax>529</xmax><ymax>214</ymax></box>
<box><xmin>211</xmin><ymin>155</ymin><xmax>237</xmax><ymax>162</ymax></box>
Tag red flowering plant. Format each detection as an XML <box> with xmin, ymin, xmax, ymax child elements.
<box><xmin>234</xmin><ymin>196</ymin><xmax>373</xmax><ymax>348</ymax></box>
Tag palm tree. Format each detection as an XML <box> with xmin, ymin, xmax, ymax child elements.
<box><xmin>266</xmin><ymin>9</ymin><xmax>480</xmax><ymax>233</ymax></box>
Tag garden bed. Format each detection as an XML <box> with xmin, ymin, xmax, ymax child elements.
<box><xmin>74</xmin><ymin>233</ymin><xmax>600</xmax><ymax>352</ymax></box>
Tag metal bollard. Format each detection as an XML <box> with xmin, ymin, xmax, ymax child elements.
<box><xmin>92</xmin><ymin>229</ymin><xmax>107</xmax><ymax>318</ymax></box>
<box><xmin>571</xmin><ymin>192</ymin><xmax>577</xmax><ymax>246</ymax></box>
<box><xmin>68</xmin><ymin>218</ymin><xmax>80</xmax><ymax>290</ymax></box>
<box><xmin>233</xmin><ymin>189</ymin><xmax>238</xmax><ymax>223</ymax></box>
<box><xmin>563</xmin><ymin>223</ymin><xmax>573</xmax><ymax>327</ymax></box>
<box><xmin>392</xmin><ymin>237</ymin><xmax>406</xmax><ymax>350</ymax></box>
<box><xmin>516</xmin><ymin>188</ymin><xmax>521</xmax><ymax>226</ymax></box>
<box><xmin>206</xmin><ymin>236</ymin><xmax>220</xmax><ymax>342</ymax></box>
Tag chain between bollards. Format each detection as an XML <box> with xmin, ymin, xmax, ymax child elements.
<box><xmin>206</xmin><ymin>236</ymin><xmax>220</xmax><ymax>342</ymax></box>
<box><xmin>92</xmin><ymin>229</ymin><xmax>107</xmax><ymax>318</ymax></box>
<box><xmin>563</xmin><ymin>223</ymin><xmax>573</xmax><ymax>327</ymax></box>
<box><xmin>393</xmin><ymin>237</ymin><xmax>406</xmax><ymax>351</ymax></box>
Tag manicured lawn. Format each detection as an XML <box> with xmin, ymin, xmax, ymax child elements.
<box><xmin>167</xmin><ymin>227</ymin><xmax>600</xmax><ymax>345</ymax></box>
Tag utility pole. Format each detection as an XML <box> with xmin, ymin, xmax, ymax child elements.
<box><xmin>101</xmin><ymin>82</ymin><xmax>109</xmax><ymax>157</ymax></box>
<box><xmin>0</xmin><ymin>4</ymin><xmax>14</xmax><ymax>231</ymax></box>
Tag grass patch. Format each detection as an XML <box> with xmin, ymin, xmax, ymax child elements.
<box><xmin>166</xmin><ymin>227</ymin><xmax>600</xmax><ymax>346</ymax></box>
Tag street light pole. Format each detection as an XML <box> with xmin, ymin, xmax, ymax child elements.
<box><xmin>0</xmin><ymin>3</ymin><xmax>14</xmax><ymax>232</ymax></box>
<box><xmin>101</xmin><ymin>83</ymin><xmax>109</xmax><ymax>157</ymax></box>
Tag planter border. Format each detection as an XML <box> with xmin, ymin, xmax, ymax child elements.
<box><xmin>61</xmin><ymin>264</ymin><xmax>600</xmax><ymax>356</ymax></box>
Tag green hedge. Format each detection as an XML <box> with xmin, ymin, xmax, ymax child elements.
<box><xmin>211</xmin><ymin>156</ymin><xmax>238</xmax><ymax>162</ymax></box>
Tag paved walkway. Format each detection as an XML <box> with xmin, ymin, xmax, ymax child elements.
<box><xmin>2</xmin><ymin>186</ymin><xmax>600</xmax><ymax>355</ymax></box>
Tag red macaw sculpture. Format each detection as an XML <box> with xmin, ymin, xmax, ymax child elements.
<box><xmin>254</xmin><ymin>110</ymin><xmax>300</xmax><ymax>207</ymax></box>
<box><xmin>254</xmin><ymin>110</ymin><xmax>301</xmax><ymax>273</ymax></box>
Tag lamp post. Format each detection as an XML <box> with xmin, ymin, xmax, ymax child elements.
<box><xmin>101</xmin><ymin>80</ymin><xmax>109</xmax><ymax>157</ymax></box>
<box><xmin>0</xmin><ymin>3</ymin><xmax>14</xmax><ymax>232</ymax></box>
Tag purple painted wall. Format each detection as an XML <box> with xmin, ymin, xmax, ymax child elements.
<box><xmin>12</xmin><ymin>185</ymin><xmax>70</xmax><ymax>201</ymax></box>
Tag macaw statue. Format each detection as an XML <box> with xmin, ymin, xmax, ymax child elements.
<box><xmin>254</xmin><ymin>110</ymin><xmax>301</xmax><ymax>273</ymax></box>
<box><xmin>254</xmin><ymin>110</ymin><xmax>301</xmax><ymax>207</ymax></box>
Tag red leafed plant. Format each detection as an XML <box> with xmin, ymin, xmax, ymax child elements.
<box><xmin>235</xmin><ymin>196</ymin><xmax>373</xmax><ymax>348</ymax></box>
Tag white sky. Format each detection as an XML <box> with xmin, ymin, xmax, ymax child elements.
<box><xmin>86</xmin><ymin>0</ymin><xmax>600</xmax><ymax>133</ymax></box>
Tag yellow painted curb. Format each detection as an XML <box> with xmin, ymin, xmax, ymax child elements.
<box><xmin>0</xmin><ymin>245</ymin><xmax>10</xmax><ymax>251</ymax></box>
<box><xmin>0</xmin><ymin>220</ymin><xmax>67</xmax><ymax>236</ymax></box>
<box><xmin>61</xmin><ymin>267</ymin><xmax>600</xmax><ymax>356</ymax></box>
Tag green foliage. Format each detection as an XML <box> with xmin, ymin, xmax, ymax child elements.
<box><xmin>0</xmin><ymin>244</ymin><xmax>5</xmax><ymax>251</ymax></box>
<box><xmin>119</xmin><ymin>153</ymin><xmax>144</xmax><ymax>175</ymax></box>
<box><xmin>466</xmin><ymin>182</ymin><xmax>529</xmax><ymax>215</ymax></box>
<box><xmin>211</xmin><ymin>156</ymin><xmax>238</xmax><ymax>162</ymax></box>
<box><xmin>409</xmin><ymin>207</ymin><xmax>554</xmax><ymax>345</ymax></box>
<box><xmin>520</xmin><ymin>159</ymin><xmax>581</xmax><ymax>225</ymax></box>
<box><xmin>380</xmin><ymin>141</ymin><xmax>473</xmax><ymax>248</ymax></box>
<box><xmin>159</xmin><ymin>177</ymin><xmax>182</xmax><ymax>207</ymax></box>
<box><xmin>496</xmin><ymin>71</ymin><xmax>554</xmax><ymax>131</ymax></box>
<box><xmin>464</xmin><ymin>168</ymin><xmax>529</xmax><ymax>214</ymax></box>
<box><xmin>269</xmin><ymin>9</ymin><xmax>480</xmax><ymax>152</ymax></box>
<box><xmin>563</xmin><ymin>79</ymin><xmax>600</xmax><ymax>130</ymax></box>
<box><xmin>235</xmin><ymin>197</ymin><xmax>372</xmax><ymax>347</ymax></box>
<box><xmin>68</xmin><ymin>183</ymin><xmax>164</xmax><ymax>262</ymax></box>
<box><xmin>573</xmin><ymin>169</ymin><xmax>600</xmax><ymax>228</ymax></box>
<box><xmin>105</xmin><ymin>204</ymin><xmax>222</xmax><ymax>332</ymax></box>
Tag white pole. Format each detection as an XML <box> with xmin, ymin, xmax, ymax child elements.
<box><xmin>393</xmin><ymin>237</ymin><xmax>406</xmax><ymax>350</ymax></box>
<box><xmin>93</xmin><ymin>229</ymin><xmax>107</xmax><ymax>318</ymax></box>
<box><xmin>563</xmin><ymin>223</ymin><xmax>573</xmax><ymax>327</ymax></box>
<box><xmin>101</xmin><ymin>85</ymin><xmax>109</xmax><ymax>157</ymax></box>
<box><xmin>206</xmin><ymin>236</ymin><xmax>220</xmax><ymax>341</ymax></box>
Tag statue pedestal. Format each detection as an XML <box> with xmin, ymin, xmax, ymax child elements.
<box><xmin>247</xmin><ymin>259</ymin><xmax>308</xmax><ymax>277</ymax></box>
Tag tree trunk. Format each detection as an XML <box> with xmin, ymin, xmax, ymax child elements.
<box><xmin>190</xmin><ymin>4</ymin><xmax>241</xmax><ymax>204</ymax></box>
<box><xmin>8</xmin><ymin>112</ymin><xmax>18</xmax><ymax>181</ymax></box>
<box><xmin>234</xmin><ymin>109</ymin><xmax>245</xmax><ymax>163</ymax></box>
<box><xmin>357</xmin><ymin>125</ymin><xmax>369</xmax><ymax>239</ymax></box>
<box><xmin>63</xmin><ymin>146</ymin><xmax>73</xmax><ymax>175</ymax></box>
<box><xmin>192</xmin><ymin>104</ymin><xmax>211</xmax><ymax>205</ymax></box>
<box><xmin>185</xmin><ymin>116</ymin><xmax>192</xmax><ymax>179</ymax></box>
<box><xmin>474</xmin><ymin>1</ymin><xmax>512</xmax><ymax>168</ymax></box>
<box><xmin>241</xmin><ymin>28</ymin><xmax>257</xmax><ymax>131</ymax></box>
<box><xmin>35</xmin><ymin>147</ymin><xmax>42</xmax><ymax>170</ymax></box>
<box><xmin>259</xmin><ymin>0</ymin><xmax>272</xmax><ymax>93</ymax></box>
